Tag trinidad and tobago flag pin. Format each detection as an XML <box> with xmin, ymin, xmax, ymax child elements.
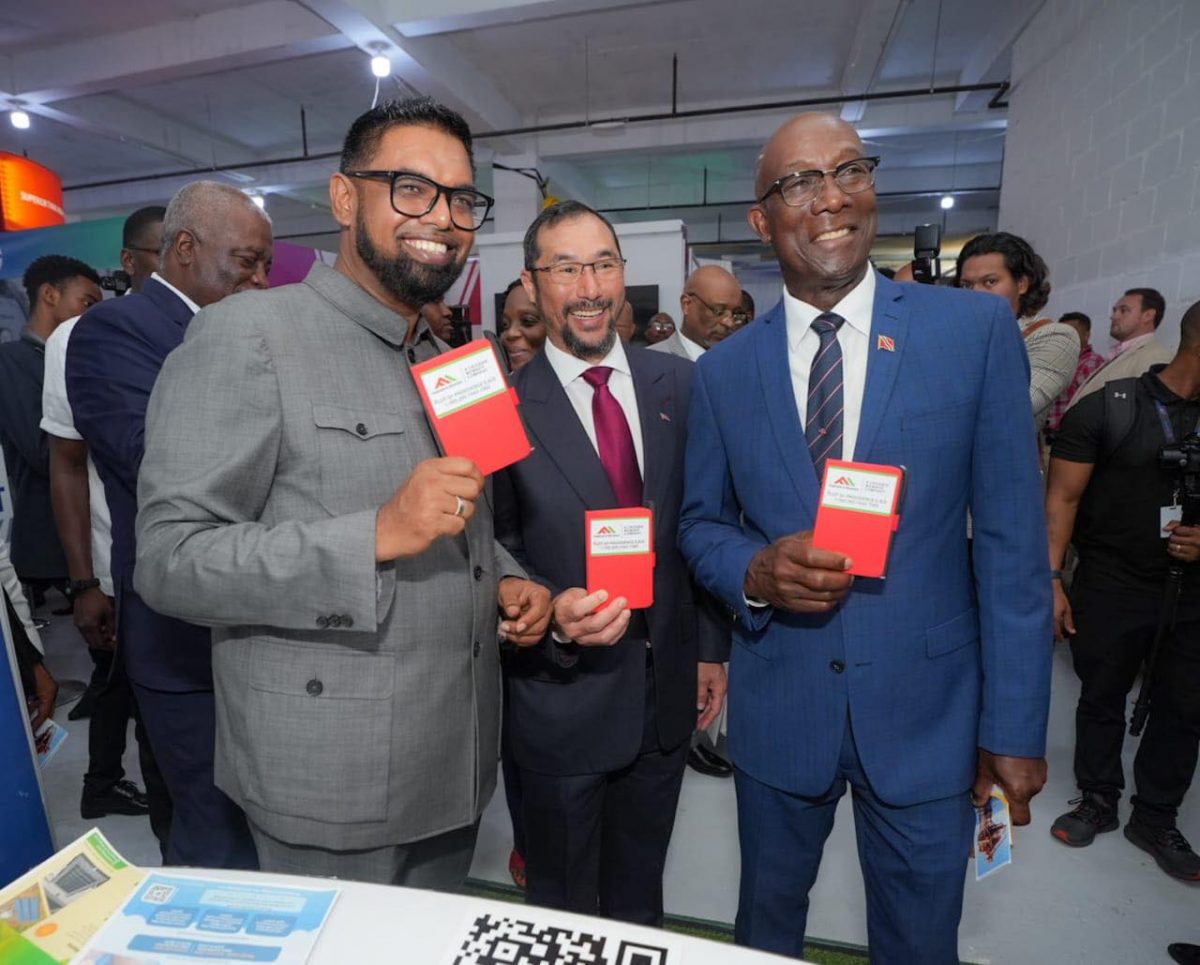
<box><xmin>876</xmin><ymin>334</ymin><xmax>896</xmax><ymax>352</ymax></box>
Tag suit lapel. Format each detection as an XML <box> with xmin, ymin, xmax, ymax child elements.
<box><xmin>755</xmin><ymin>301</ymin><xmax>820</xmax><ymax>514</ymax></box>
<box><xmin>627</xmin><ymin>348</ymin><xmax>674</xmax><ymax>520</ymax></box>
<box><xmin>518</xmin><ymin>352</ymin><xmax>618</xmax><ymax>509</ymax></box>
<box><xmin>855</xmin><ymin>275</ymin><xmax>910</xmax><ymax>461</ymax></box>
<box><xmin>141</xmin><ymin>277</ymin><xmax>196</xmax><ymax>330</ymax></box>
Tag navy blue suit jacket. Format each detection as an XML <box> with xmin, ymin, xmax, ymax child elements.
<box><xmin>679</xmin><ymin>274</ymin><xmax>1053</xmax><ymax>806</ymax></box>
<box><xmin>495</xmin><ymin>345</ymin><xmax>729</xmax><ymax>775</ymax></box>
<box><xmin>66</xmin><ymin>279</ymin><xmax>212</xmax><ymax>691</ymax></box>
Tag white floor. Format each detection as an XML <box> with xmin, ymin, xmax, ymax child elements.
<box><xmin>29</xmin><ymin>605</ymin><xmax>1198</xmax><ymax>964</ymax></box>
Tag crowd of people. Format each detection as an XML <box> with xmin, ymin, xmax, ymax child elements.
<box><xmin>0</xmin><ymin>96</ymin><xmax>1197</xmax><ymax>964</ymax></box>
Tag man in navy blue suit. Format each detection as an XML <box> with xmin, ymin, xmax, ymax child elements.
<box><xmin>678</xmin><ymin>114</ymin><xmax>1053</xmax><ymax>962</ymax></box>
<box><xmin>67</xmin><ymin>181</ymin><xmax>273</xmax><ymax>868</ymax></box>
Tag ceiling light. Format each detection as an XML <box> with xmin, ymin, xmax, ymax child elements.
<box><xmin>370</xmin><ymin>55</ymin><xmax>391</xmax><ymax>78</ymax></box>
<box><xmin>10</xmin><ymin>109</ymin><xmax>30</xmax><ymax>130</ymax></box>
<box><xmin>249</xmin><ymin>193</ymin><xmax>266</xmax><ymax>209</ymax></box>
<box><xmin>940</xmin><ymin>195</ymin><xmax>955</xmax><ymax>210</ymax></box>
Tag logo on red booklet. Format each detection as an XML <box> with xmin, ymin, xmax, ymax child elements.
<box><xmin>831</xmin><ymin>475</ymin><xmax>856</xmax><ymax>488</ymax></box>
<box><xmin>596</xmin><ymin>525</ymin><xmax>618</xmax><ymax>535</ymax></box>
<box><xmin>434</xmin><ymin>374</ymin><xmax>457</xmax><ymax>389</ymax></box>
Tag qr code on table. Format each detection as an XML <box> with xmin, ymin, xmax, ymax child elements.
<box><xmin>452</xmin><ymin>914</ymin><xmax>670</xmax><ymax>965</ymax></box>
<box><xmin>142</xmin><ymin>883</ymin><xmax>176</xmax><ymax>905</ymax></box>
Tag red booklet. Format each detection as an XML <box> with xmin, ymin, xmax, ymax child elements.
<box><xmin>585</xmin><ymin>508</ymin><xmax>655</xmax><ymax>610</ymax></box>
<box><xmin>812</xmin><ymin>460</ymin><xmax>905</xmax><ymax>578</ymax></box>
<box><xmin>411</xmin><ymin>339</ymin><xmax>532</xmax><ymax>476</ymax></box>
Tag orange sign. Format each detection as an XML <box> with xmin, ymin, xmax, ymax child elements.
<box><xmin>0</xmin><ymin>153</ymin><xmax>65</xmax><ymax>231</ymax></box>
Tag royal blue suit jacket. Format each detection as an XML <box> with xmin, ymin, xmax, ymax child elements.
<box><xmin>678</xmin><ymin>273</ymin><xmax>1053</xmax><ymax>806</ymax></box>
<box><xmin>66</xmin><ymin>279</ymin><xmax>212</xmax><ymax>692</ymax></box>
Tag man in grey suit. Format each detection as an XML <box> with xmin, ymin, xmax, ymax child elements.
<box><xmin>135</xmin><ymin>98</ymin><xmax>552</xmax><ymax>887</ymax></box>
<box><xmin>650</xmin><ymin>265</ymin><xmax>742</xmax><ymax>361</ymax></box>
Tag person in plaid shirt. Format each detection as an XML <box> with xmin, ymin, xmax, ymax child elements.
<box><xmin>1046</xmin><ymin>311</ymin><xmax>1106</xmax><ymax>437</ymax></box>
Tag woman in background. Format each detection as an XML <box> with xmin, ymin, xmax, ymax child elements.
<box><xmin>498</xmin><ymin>279</ymin><xmax>546</xmax><ymax>372</ymax></box>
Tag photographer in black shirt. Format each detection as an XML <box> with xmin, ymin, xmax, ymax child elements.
<box><xmin>1045</xmin><ymin>298</ymin><xmax>1200</xmax><ymax>881</ymax></box>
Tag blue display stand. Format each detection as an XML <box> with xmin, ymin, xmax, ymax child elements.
<box><xmin>0</xmin><ymin>597</ymin><xmax>54</xmax><ymax>884</ymax></box>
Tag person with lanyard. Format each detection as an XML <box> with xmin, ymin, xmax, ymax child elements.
<box><xmin>1045</xmin><ymin>298</ymin><xmax>1200</xmax><ymax>881</ymax></box>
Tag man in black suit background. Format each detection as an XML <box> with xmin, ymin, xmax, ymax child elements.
<box><xmin>494</xmin><ymin>201</ymin><xmax>729</xmax><ymax>925</ymax></box>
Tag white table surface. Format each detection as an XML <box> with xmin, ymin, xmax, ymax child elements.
<box><xmin>161</xmin><ymin>867</ymin><xmax>803</xmax><ymax>963</ymax></box>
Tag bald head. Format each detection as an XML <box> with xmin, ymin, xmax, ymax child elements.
<box><xmin>681</xmin><ymin>265</ymin><xmax>742</xmax><ymax>348</ymax></box>
<box><xmin>161</xmin><ymin>180</ymin><xmax>274</xmax><ymax>307</ymax></box>
<box><xmin>748</xmin><ymin>112</ymin><xmax>878</xmax><ymax>311</ymax></box>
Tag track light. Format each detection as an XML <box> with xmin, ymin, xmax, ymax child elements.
<box><xmin>10</xmin><ymin>109</ymin><xmax>30</xmax><ymax>130</ymax></box>
<box><xmin>370</xmin><ymin>55</ymin><xmax>391</xmax><ymax>78</ymax></box>
<box><xmin>940</xmin><ymin>195</ymin><xmax>955</xmax><ymax>210</ymax></box>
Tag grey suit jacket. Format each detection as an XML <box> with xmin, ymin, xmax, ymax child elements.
<box><xmin>647</xmin><ymin>330</ymin><xmax>692</xmax><ymax>360</ymax></box>
<box><xmin>135</xmin><ymin>262</ymin><xmax>523</xmax><ymax>851</ymax></box>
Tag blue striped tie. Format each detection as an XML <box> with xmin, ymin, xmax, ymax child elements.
<box><xmin>806</xmin><ymin>312</ymin><xmax>846</xmax><ymax>475</ymax></box>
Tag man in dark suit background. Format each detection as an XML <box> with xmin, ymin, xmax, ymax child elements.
<box><xmin>494</xmin><ymin>201</ymin><xmax>729</xmax><ymax>925</ymax></box>
<box><xmin>0</xmin><ymin>256</ymin><xmax>102</xmax><ymax>594</ymax></box>
<box><xmin>67</xmin><ymin>180</ymin><xmax>273</xmax><ymax>868</ymax></box>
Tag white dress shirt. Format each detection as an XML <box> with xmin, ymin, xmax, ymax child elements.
<box><xmin>39</xmin><ymin>317</ymin><xmax>114</xmax><ymax>595</ymax></box>
<box><xmin>543</xmin><ymin>337</ymin><xmax>645</xmax><ymax>475</ymax></box>
<box><xmin>1109</xmin><ymin>329</ymin><xmax>1155</xmax><ymax>361</ymax></box>
<box><xmin>676</xmin><ymin>329</ymin><xmax>706</xmax><ymax>361</ymax></box>
<box><xmin>151</xmin><ymin>271</ymin><xmax>201</xmax><ymax>314</ymax></box>
<box><xmin>782</xmin><ymin>268</ymin><xmax>875</xmax><ymax>463</ymax></box>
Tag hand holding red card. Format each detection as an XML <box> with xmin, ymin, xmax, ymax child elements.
<box><xmin>411</xmin><ymin>339</ymin><xmax>532</xmax><ymax>475</ymax></box>
<box><xmin>812</xmin><ymin>460</ymin><xmax>904</xmax><ymax>578</ymax></box>
<box><xmin>585</xmin><ymin>508</ymin><xmax>655</xmax><ymax>609</ymax></box>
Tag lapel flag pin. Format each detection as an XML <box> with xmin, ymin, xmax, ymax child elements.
<box><xmin>659</xmin><ymin>411</ymin><xmax>671</xmax><ymax>422</ymax></box>
<box><xmin>877</xmin><ymin>334</ymin><xmax>896</xmax><ymax>352</ymax></box>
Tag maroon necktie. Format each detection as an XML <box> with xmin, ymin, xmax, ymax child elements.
<box><xmin>582</xmin><ymin>366</ymin><xmax>643</xmax><ymax>507</ymax></box>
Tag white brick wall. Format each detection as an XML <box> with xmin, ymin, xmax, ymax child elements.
<box><xmin>999</xmin><ymin>0</ymin><xmax>1200</xmax><ymax>352</ymax></box>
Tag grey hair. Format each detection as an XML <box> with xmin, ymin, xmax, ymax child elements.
<box><xmin>160</xmin><ymin>180</ymin><xmax>271</xmax><ymax>258</ymax></box>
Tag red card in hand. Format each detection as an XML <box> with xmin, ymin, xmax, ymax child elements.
<box><xmin>411</xmin><ymin>339</ymin><xmax>532</xmax><ymax>475</ymax></box>
<box><xmin>812</xmin><ymin>460</ymin><xmax>904</xmax><ymax>578</ymax></box>
<box><xmin>585</xmin><ymin>508</ymin><xmax>655</xmax><ymax>609</ymax></box>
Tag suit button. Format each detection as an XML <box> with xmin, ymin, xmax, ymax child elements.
<box><xmin>315</xmin><ymin>615</ymin><xmax>329</xmax><ymax>629</ymax></box>
<box><xmin>473</xmin><ymin>640</ymin><xmax>481</xmax><ymax>657</ymax></box>
<box><xmin>328</xmin><ymin>614</ymin><xmax>342</xmax><ymax>628</ymax></box>
<box><xmin>473</xmin><ymin>565</ymin><xmax>483</xmax><ymax>581</ymax></box>
<box><xmin>355</xmin><ymin>422</ymin><xmax>368</xmax><ymax>436</ymax></box>
<box><xmin>306</xmin><ymin>679</ymin><xmax>323</xmax><ymax>696</ymax></box>
<box><xmin>342</xmin><ymin>614</ymin><xmax>354</xmax><ymax>628</ymax></box>
<box><xmin>830</xmin><ymin>660</ymin><xmax>845</xmax><ymax>674</ymax></box>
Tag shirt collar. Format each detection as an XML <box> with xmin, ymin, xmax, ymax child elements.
<box><xmin>1112</xmin><ymin>330</ymin><xmax>1155</xmax><ymax>359</ymax></box>
<box><xmin>151</xmin><ymin>272</ymin><xmax>201</xmax><ymax>315</ymax></box>
<box><xmin>676</xmin><ymin>329</ymin><xmax>706</xmax><ymax>360</ymax></box>
<box><xmin>783</xmin><ymin>268</ymin><xmax>875</xmax><ymax>350</ymax></box>
<box><xmin>20</xmin><ymin>326</ymin><xmax>46</xmax><ymax>350</ymax></box>
<box><xmin>543</xmin><ymin>336</ymin><xmax>632</xmax><ymax>389</ymax></box>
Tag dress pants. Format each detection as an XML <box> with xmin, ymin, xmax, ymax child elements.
<box><xmin>1070</xmin><ymin>580</ymin><xmax>1200</xmax><ymax>826</ymax></box>
<box><xmin>519</xmin><ymin>656</ymin><xmax>689</xmax><ymax>926</ymax></box>
<box><xmin>500</xmin><ymin>671</ymin><xmax>526</xmax><ymax>858</ymax></box>
<box><xmin>131</xmin><ymin>682</ymin><xmax>257</xmax><ymax>869</ymax></box>
<box><xmin>734</xmin><ymin>716</ymin><xmax>974</xmax><ymax>964</ymax></box>
<box><xmin>249</xmin><ymin>821</ymin><xmax>480</xmax><ymax>891</ymax></box>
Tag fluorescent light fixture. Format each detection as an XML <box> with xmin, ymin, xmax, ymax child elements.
<box><xmin>370</xmin><ymin>55</ymin><xmax>391</xmax><ymax>78</ymax></box>
<box><xmin>10</xmin><ymin>109</ymin><xmax>30</xmax><ymax>130</ymax></box>
<box><xmin>940</xmin><ymin>195</ymin><xmax>955</xmax><ymax>210</ymax></box>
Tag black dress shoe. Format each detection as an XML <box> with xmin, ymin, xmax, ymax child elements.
<box><xmin>1170</xmin><ymin>944</ymin><xmax>1200</xmax><ymax>964</ymax></box>
<box><xmin>687</xmin><ymin>743</ymin><xmax>733</xmax><ymax>777</ymax></box>
<box><xmin>81</xmin><ymin>779</ymin><xmax>150</xmax><ymax>818</ymax></box>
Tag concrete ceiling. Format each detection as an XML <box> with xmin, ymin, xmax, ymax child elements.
<box><xmin>0</xmin><ymin>0</ymin><xmax>1046</xmax><ymax>257</ymax></box>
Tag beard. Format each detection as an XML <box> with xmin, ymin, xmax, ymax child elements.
<box><xmin>355</xmin><ymin>211</ymin><xmax>465</xmax><ymax>307</ymax></box>
<box><xmin>560</xmin><ymin>299</ymin><xmax>617</xmax><ymax>361</ymax></box>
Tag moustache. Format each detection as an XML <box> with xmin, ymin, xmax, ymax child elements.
<box><xmin>565</xmin><ymin>298</ymin><xmax>613</xmax><ymax>314</ymax></box>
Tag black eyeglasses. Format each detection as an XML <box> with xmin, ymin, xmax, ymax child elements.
<box><xmin>529</xmin><ymin>258</ymin><xmax>627</xmax><ymax>285</ymax></box>
<box><xmin>757</xmin><ymin>156</ymin><xmax>881</xmax><ymax>207</ymax></box>
<box><xmin>686</xmin><ymin>290</ymin><xmax>748</xmax><ymax>325</ymax></box>
<box><xmin>123</xmin><ymin>244</ymin><xmax>159</xmax><ymax>255</ymax></box>
<box><xmin>346</xmin><ymin>170</ymin><xmax>494</xmax><ymax>231</ymax></box>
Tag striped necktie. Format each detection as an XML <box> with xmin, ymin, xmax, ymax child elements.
<box><xmin>806</xmin><ymin>312</ymin><xmax>846</xmax><ymax>475</ymax></box>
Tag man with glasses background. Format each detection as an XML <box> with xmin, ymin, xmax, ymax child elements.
<box><xmin>650</xmin><ymin>265</ymin><xmax>744</xmax><ymax>361</ymax></box>
<box><xmin>679</xmin><ymin>112</ymin><xmax>1052</xmax><ymax>962</ymax></box>
<box><xmin>493</xmin><ymin>200</ymin><xmax>728</xmax><ymax>924</ymax></box>
<box><xmin>134</xmin><ymin>99</ymin><xmax>551</xmax><ymax>886</ymax></box>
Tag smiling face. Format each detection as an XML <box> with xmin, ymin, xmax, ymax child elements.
<box><xmin>748</xmin><ymin>113</ymin><xmax>877</xmax><ymax>309</ymax></box>
<box><xmin>522</xmin><ymin>213</ymin><xmax>625</xmax><ymax>363</ymax></box>
<box><xmin>499</xmin><ymin>284</ymin><xmax>546</xmax><ymax>370</ymax></box>
<box><xmin>332</xmin><ymin>123</ymin><xmax>474</xmax><ymax>313</ymax></box>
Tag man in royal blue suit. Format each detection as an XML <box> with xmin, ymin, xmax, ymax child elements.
<box><xmin>678</xmin><ymin>113</ymin><xmax>1053</xmax><ymax>962</ymax></box>
<box><xmin>67</xmin><ymin>180</ymin><xmax>273</xmax><ymax>868</ymax></box>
